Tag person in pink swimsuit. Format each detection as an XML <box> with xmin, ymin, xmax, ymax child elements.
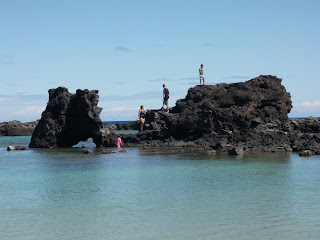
<box><xmin>116</xmin><ymin>136</ymin><xmax>123</xmax><ymax>148</ymax></box>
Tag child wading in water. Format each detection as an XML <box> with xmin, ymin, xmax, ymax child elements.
<box><xmin>116</xmin><ymin>136</ymin><xmax>123</xmax><ymax>148</ymax></box>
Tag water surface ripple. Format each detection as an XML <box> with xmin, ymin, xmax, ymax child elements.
<box><xmin>1</xmin><ymin>136</ymin><xmax>320</xmax><ymax>240</ymax></box>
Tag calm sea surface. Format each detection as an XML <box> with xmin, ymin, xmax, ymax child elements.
<box><xmin>1</xmin><ymin>136</ymin><xmax>320</xmax><ymax>240</ymax></box>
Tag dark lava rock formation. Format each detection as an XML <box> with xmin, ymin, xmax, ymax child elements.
<box><xmin>114</xmin><ymin>121</ymin><xmax>139</xmax><ymax>130</ymax></box>
<box><xmin>290</xmin><ymin>117</ymin><xmax>320</xmax><ymax>133</ymax></box>
<box><xmin>103</xmin><ymin>75</ymin><xmax>297</xmax><ymax>153</ymax></box>
<box><xmin>29</xmin><ymin>87</ymin><xmax>107</xmax><ymax>148</ymax></box>
<box><xmin>292</xmin><ymin>134</ymin><xmax>320</xmax><ymax>155</ymax></box>
<box><xmin>289</xmin><ymin>117</ymin><xmax>320</xmax><ymax>156</ymax></box>
<box><xmin>0</xmin><ymin>120</ymin><xmax>38</xmax><ymax>136</ymax></box>
<box><xmin>27</xmin><ymin>75</ymin><xmax>320</xmax><ymax>155</ymax></box>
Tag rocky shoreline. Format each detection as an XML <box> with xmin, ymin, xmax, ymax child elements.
<box><xmin>104</xmin><ymin>75</ymin><xmax>293</xmax><ymax>152</ymax></box>
<box><xmin>3</xmin><ymin>117</ymin><xmax>319</xmax><ymax>138</ymax></box>
<box><xmin>113</xmin><ymin>116</ymin><xmax>320</xmax><ymax>155</ymax></box>
<box><xmin>0</xmin><ymin>120</ymin><xmax>38</xmax><ymax>136</ymax></box>
<box><xmin>4</xmin><ymin>75</ymin><xmax>320</xmax><ymax>157</ymax></box>
<box><xmin>104</xmin><ymin>75</ymin><xmax>320</xmax><ymax>156</ymax></box>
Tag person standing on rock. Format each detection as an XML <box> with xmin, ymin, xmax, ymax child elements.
<box><xmin>137</xmin><ymin>105</ymin><xmax>148</xmax><ymax>131</ymax></box>
<box><xmin>162</xmin><ymin>84</ymin><xmax>169</xmax><ymax>113</ymax></box>
<box><xmin>199</xmin><ymin>64</ymin><xmax>205</xmax><ymax>85</ymax></box>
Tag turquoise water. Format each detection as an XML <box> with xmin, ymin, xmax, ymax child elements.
<box><xmin>1</xmin><ymin>136</ymin><xmax>320</xmax><ymax>240</ymax></box>
<box><xmin>115</xmin><ymin>130</ymin><xmax>139</xmax><ymax>135</ymax></box>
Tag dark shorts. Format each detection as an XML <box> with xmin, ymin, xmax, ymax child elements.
<box><xmin>164</xmin><ymin>99</ymin><xmax>168</xmax><ymax>105</ymax></box>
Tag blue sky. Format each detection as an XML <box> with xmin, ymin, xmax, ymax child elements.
<box><xmin>1</xmin><ymin>0</ymin><xmax>319</xmax><ymax>122</ymax></box>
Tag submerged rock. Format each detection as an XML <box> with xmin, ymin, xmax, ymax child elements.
<box><xmin>299</xmin><ymin>150</ymin><xmax>314</xmax><ymax>157</ymax></box>
<box><xmin>83</xmin><ymin>149</ymin><xmax>94</xmax><ymax>154</ymax></box>
<box><xmin>101</xmin><ymin>150</ymin><xmax>115</xmax><ymax>154</ymax></box>
<box><xmin>229</xmin><ymin>147</ymin><xmax>245</xmax><ymax>155</ymax></box>
<box><xmin>7</xmin><ymin>146</ymin><xmax>27</xmax><ymax>151</ymax></box>
<box><xmin>29</xmin><ymin>87</ymin><xmax>106</xmax><ymax>148</ymax></box>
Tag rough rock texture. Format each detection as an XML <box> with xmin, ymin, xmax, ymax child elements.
<box><xmin>29</xmin><ymin>87</ymin><xmax>107</xmax><ymax>148</ymax></box>
<box><xmin>290</xmin><ymin>117</ymin><xmax>320</xmax><ymax>133</ymax></box>
<box><xmin>292</xmin><ymin>134</ymin><xmax>320</xmax><ymax>155</ymax></box>
<box><xmin>7</xmin><ymin>146</ymin><xmax>27</xmax><ymax>151</ymax></box>
<box><xmin>299</xmin><ymin>149</ymin><xmax>314</xmax><ymax>157</ymax></box>
<box><xmin>288</xmin><ymin>117</ymin><xmax>320</xmax><ymax>155</ymax></box>
<box><xmin>103</xmin><ymin>75</ymin><xmax>296</xmax><ymax>153</ymax></box>
<box><xmin>0</xmin><ymin>120</ymin><xmax>38</xmax><ymax>136</ymax></box>
<box><xmin>26</xmin><ymin>75</ymin><xmax>320</xmax><ymax>155</ymax></box>
<box><xmin>114</xmin><ymin>121</ymin><xmax>139</xmax><ymax>130</ymax></box>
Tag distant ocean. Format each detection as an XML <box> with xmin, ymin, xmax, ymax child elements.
<box><xmin>289</xmin><ymin>117</ymin><xmax>320</xmax><ymax>120</ymax></box>
<box><xmin>104</xmin><ymin>120</ymin><xmax>133</xmax><ymax>125</ymax></box>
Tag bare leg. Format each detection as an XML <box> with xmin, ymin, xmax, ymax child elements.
<box><xmin>140</xmin><ymin>118</ymin><xmax>145</xmax><ymax>131</ymax></box>
<box><xmin>166</xmin><ymin>104</ymin><xmax>169</xmax><ymax>113</ymax></box>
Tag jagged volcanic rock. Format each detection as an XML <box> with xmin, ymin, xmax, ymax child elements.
<box><xmin>115</xmin><ymin>121</ymin><xmax>139</xmax><ymax>130</ymax></box>
<box><xmin>0</xmin><ymin>120</ymin><xmax>38</xmax><ymax>136</ymax></box>
<box><xmin>290</xmin><ymin>117</ymin><xmax>320</xmax><ymax>133</ymax></box>
<box><xmin>292</xmin><ymin>134</ymin><xmax>320</xmax><ymax>155</ymax></box>
<box><xmin>105</xmin><ymin>75</ymin><xmax>296</xmax><ymax>152</ymax></box>
<box><xmin>29</xmin><ymin>87</ymin><xmax>106</xmax><ymax>148</ymax></box>
<box><xmin>171</xmin><ymin>75</ymin><xmax>292</xmax><ymax>139</ymax></box>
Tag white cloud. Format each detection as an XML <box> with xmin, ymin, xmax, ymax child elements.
<box><xmin>0</xmin><ymin>95</ymin><xmax>47</xmax><ymax>106</ymax></box>
<box><xmin>14</xmin><ymin>106</ymin><xmax>45</xmax><ymax>117</ymax></box>
<box><xmin>101</xmin><ymin>107</ymin><xmax>139</xmax><ymax>121</ymax></box>
<box><xmin>0</xmin><ymin>97</ymin><xmax>13</xmax><ymax>104</ymax></box>
<box><xmin>295</xmin><ymin>101</ymin><xmax>320</xmax><ymax>110</ymax></box>
<box><xmin>100</xmin><ymin>91</ymin><xmax>161</xmax><ymax>102</ymax></box>
<box><xmin>104</xmin><ymin>106</ymin><xmax>139</xmax><ymax>112</ymax></box>
<box><xmin>290</xmin><ymin>100</ymin><xmax>320</xmax><ymax>117</ymax></box>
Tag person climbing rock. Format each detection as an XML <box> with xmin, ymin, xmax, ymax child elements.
<box><xmin>137</xmin><ymin>105</ymin><xmax>149</xmax><ymax>131</ymax></box>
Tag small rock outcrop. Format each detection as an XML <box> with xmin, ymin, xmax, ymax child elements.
<box><xmin>299</xmin><ymin>149</ymin><xmax>314</xmax><ymax>157</ymax></box>
<box><xmin>103</xmin><ymin>75</ymin><xmax>296</xmax><ymax>153</ymax></box>
<box><xmin>290</xmin><ymin>117</ymin><xmax>320</xmax><ymax>133</ymax></box>
<box><xmin>29</xmin><ymin>87</ymin><xmax>106</xmax><ymax>148</ymax></box>
<box><xmin>114</xmin><ymin>121</ymin><xmax>139</xmax><ymax>130</ymax></box>
<box><xmin>7</xmin><ymin>146</ymin><xmax>27</xmax><ymax>151</ymax></box>
<box><xmin>292</xmin><ymin>134</ymin><xmax>320</xmax><ymax>155</ymax></box>
<box><xmin>0</xmin><ymin>120</ymin><xmax>38</xmax><ymax>136</ymax></box>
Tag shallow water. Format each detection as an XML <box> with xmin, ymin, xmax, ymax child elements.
<box><xmin>115</xmin><ymin>130</ymin><xmax>139</xmax><ymax>135</ymax></box>
<box><xmin>1</xmin><ymin>136</ymin><xmax>320</xmax><ymax>240</ymax></box>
